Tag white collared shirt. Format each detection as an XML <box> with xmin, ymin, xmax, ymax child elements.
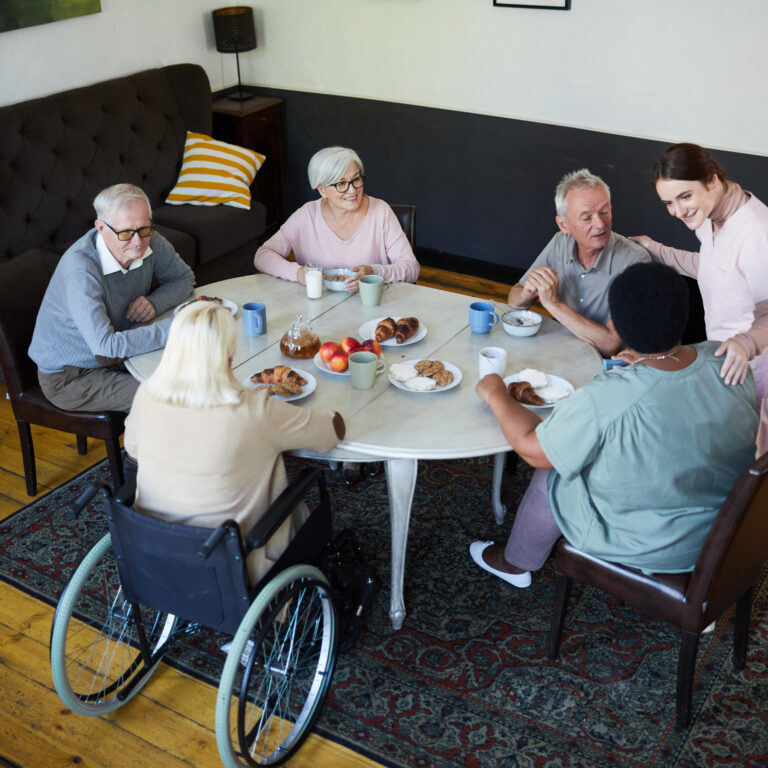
<box><xmin>96</xmin><ymin>232</ymin><xmax>152</xmax><ymax>275</ymax></box>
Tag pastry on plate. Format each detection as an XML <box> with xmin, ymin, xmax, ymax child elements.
<box><xmin>375</xmin><ymin>317</ymin><xmax>397</xmax><ymax>342</ymax></box>
<box><xmin>395</xmin><ymin>316</ymin><xmax>420</xmax><ymax>344</ymax></box>
<box><xmin>508</xmin><ymin>380</ymin><xmax>545</xmax><ymax>406</ymax></box>
<box><xmin>405</xmin><ymin>376</ymin><xmax>436</xmax><ymax>391</ymax></box>
<box><xmin>251</xmin><ymin>366</ymin><xmax>307</xmax><ymax>387</ymax></box>
<box><xmin>389</xmin><ymin>363</ymin><xmax>418</xmax><ymax>382</ymax></box>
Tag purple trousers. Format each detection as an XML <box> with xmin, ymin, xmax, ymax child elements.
<box><xmin>504</xmin><ymin>468</ymin><xmax>563</xmax><ymax>571</ymax></box>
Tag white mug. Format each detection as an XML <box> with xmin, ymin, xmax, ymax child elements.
<box><xmin>478</xmin><ymin>346</ymin><xmax>507</xmax><ymax>378</ymax></box>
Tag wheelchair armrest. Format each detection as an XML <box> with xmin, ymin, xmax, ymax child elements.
<box><xmin>244</xmin><ymin>466</ymin><xmax>324</xmax><ymax>552</ymax></box>
<box><xmin>69</xmin><ymin>481</ymin><xmax>112</xmax><ymax>514</ymax></box>
<box><xmin>115</xmin><ymin>477</ymin><xmax>137</xmax><ymax>506</ymax></box>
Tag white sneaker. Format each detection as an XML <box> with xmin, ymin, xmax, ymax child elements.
<box><xmin>470</xmin><ymin>541</ymin><xmax>531</xmax><ymax>588</ymax></box>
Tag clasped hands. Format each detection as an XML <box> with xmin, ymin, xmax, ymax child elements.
<box><xmin>125</xmin><ymin>295</ymin><xmax>157</xmax><ymax>324</ymax></box>
<box><xmin>520</xmin><ymin>267</ymin><xmax>561</xmax><ymax>310</ymax></box>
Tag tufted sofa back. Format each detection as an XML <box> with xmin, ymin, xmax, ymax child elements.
<box><xmin>0</xmin><ymin>63</ymin><xmax>211</xmax><ymax>267</ymax></box>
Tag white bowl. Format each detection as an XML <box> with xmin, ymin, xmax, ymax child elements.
<box><xmin>323</xmin><ymin>268</ymin><xmax>354</xmax><ymax>292</ymax></box>
<box><xmin>502</xmin><ymin>309</ymin><xmax>542</xmax><ymax>337</ymax></box>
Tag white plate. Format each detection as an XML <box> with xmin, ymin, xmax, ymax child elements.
<box><xmin>503</xmin><ymin>372</ymin><xmax>574</xmax><ymax>410</ymax></box>
<box><xmin>244</xmin><ymin>368</ymin><xmax>317</xmax><ymax>402</ymax></box>
<box><xmin>174</xmin><ymin>297</ymin><xmax>238</xmax><ymax>317</ymax></box>
<box><xmin>359</xmin><ymin>317</ymin><xmax>428</xmax><ymax>347</ymax></box>
<box><xmin>314</xmin><ymin>351</ymin><xmax>350</xmax><ymax>376</ymax></box>
<box><xmin>323</xmin><ymin>268</ymin><xmax>354</xmax><ymax>292</ymax></box>
<box><xmin>389</xmin><ymin>359</ymin><xmax>462</xmax><ymax>393</ymax></box>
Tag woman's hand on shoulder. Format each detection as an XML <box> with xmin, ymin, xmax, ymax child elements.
<box><xmin>715</xmin><ymin>338</ymin><xmax>751</xmax><ymax>385</ymax></box>
<box><xmin>629</xmin><ymin>235</ymin><xmax>653</xmax><ymax>250</ymax></box>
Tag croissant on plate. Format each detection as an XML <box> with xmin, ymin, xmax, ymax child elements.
<box><xmin>250</xmin><ymin>366</ymin><xmax>307</xmax><ymax>386</ymax></box>
<box><xmin>508</xmin><ymin>380</ymin><xmax>545</xmax><ymax>406</ymax></box>
<box><xmin>375</xmin><ymin>317</ymin><xmax>397</xmax><ymax>342</ymax></box>
<box><xmin>395</xmin><ymin>317</ymin><xmax>420</xmax><ymax>344</ymax></box>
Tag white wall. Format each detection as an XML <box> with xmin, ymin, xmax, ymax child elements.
<box><xmin>1</xmin><ymin>0</ymin><xmax>766</xmax><ymax>155</ymax></box>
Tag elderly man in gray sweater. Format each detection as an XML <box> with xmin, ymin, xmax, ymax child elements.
<box><xmin>29</xmin><ymin>183</ymin><xmax>194</xmax><ymax>413</ymax></box>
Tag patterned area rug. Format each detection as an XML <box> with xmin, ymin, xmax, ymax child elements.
<box><xmin>2</xmin><ymin>457</ymin><xmax>767</xmax><ymax>768</ymax></box>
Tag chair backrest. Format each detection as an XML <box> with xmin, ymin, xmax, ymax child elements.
<box><xmin>685</xmin><ymin>451</ymin><xmax>768</xmax><ymax>620</ymax></box>
<box><xmin>390</xmin><ymin>204</ymin><xmax>416</xmax><ymax>248</ymax></box>
<box><xmin>0</xmin><ymin>249</ymin><xmax>54</xmax><ymax>398</ymax></box>
<box><xmin>103</xmin><ymin>491</ymin><xmax>253</xmax><ymax>636</ymax></box>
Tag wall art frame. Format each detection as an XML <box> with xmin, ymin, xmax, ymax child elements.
<box><xmin>493</xmin><ymin>0</ymin><xmax>570</xmax><ymax>9</ymax></box>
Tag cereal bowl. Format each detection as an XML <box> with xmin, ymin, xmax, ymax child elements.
<box><xmin>502</xmin><ymin>309</ymin><xmax>543</xmax><ymax>337</ymax></box>
<box><xmin>323</xmin><ymin>268</ymin><xmax>354</xmax><ymax>292</ymax></box>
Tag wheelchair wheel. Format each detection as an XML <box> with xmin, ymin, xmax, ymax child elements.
<box><xmin>50</xmin><ymin>533</ymin><xmax>177</xmax><ymax>715</ymax></box>
<box><xmin>216</xmin><ymin>564</ymin><xmax>338</xmax><ymax>767</ymax></box>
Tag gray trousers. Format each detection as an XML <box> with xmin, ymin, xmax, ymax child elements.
<box><xmin>504</xmin><ymin>468</ymin><xmax>563</xmax><ymax>571</ymax></box>
<box><xmin>38</xmin><ymin>365</ymin><xmax>139</xmax><ymax>414</ymax></box>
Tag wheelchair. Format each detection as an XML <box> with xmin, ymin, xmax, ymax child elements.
<box><xmin>49</xmin><ymin>465</ymin><xmax>341</xmax><ymax>767</ymax></box>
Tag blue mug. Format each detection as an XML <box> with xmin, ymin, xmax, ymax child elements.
<box><xmin>243</xmin><ymin>302</ymin><xmax>267</xmax><ymax>336</ymax></box>
<box><xmin>469</xmin><ymin>301</ymin><xmax>499</xmax><ymax>334</ymax></box>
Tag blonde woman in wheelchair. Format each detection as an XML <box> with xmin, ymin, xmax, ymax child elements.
<box><xmin>50</xmin><ymin>301</ymin><xmax>346</xmax><ymax>767</ymax></box>
<box><xmin>125</xmin><ymin>300</ymin><xmax>345</xmax><ymax>583</ymax></box>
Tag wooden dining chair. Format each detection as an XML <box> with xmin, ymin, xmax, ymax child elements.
<box><xmin>546</xmin><ymin>450</ymin><xmax>768</xmax><ymax>729</ymax></box>
<box><xmin>0</xmin><ymin>251</ymin><xmax>125</xmax><ymax>495</ymax></box>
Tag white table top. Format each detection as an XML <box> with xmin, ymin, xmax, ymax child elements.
<box><xmin>127</xmin><ymin>275</ymin><xmax>603</xmax><ymax>461</ymax></box>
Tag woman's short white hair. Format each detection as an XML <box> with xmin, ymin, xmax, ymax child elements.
<box><xmin>554</xmin><ymin>169</ymin><xmax>610</xmax><ymax>219</ymax></box>
<box><xmin>93</xmin><ymin>183</ymin><xmax>152</xmax><ymax>222</ymax></box>
<box><xmin>307</xmin><ymin>146</ymin><xmax>364</xmax><ymax>189</ymax></box>
<box><xmin>145</xmin><ymin>301</ymin><xmax>243</xmax><ymax>408</ymax></box>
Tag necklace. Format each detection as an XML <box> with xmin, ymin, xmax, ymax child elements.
<box><xmin>631</xmin><ymin>346</ymin><xmax>681</xmax><ymax>366</ymax></box>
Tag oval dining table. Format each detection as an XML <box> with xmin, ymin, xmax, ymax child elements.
<box><xmin>127</xmin><ymin>274</ymin><xmax>603</xmax><ymax>630</ymax></box>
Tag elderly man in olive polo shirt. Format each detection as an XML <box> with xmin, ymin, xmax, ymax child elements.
<box><xmin>507</xmin><ymin>169</ymin><xmax>650</xmax><ymax>357</ymax></box>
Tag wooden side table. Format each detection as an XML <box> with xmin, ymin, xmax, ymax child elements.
<box><xmin>211</xmin><ymin>95</ymin><xmax>286</xmax><ymax>235</ymax></box>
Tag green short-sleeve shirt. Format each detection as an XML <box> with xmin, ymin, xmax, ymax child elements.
<box><xmin>536</xmin><ymin>341</ymin><xmax>758</xmax><ymax>573</ymax></box>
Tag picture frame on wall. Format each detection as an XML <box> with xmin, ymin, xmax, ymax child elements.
<box><xmin>493</xmin><ymin>0</ymin><xmax>570</xmax><ymax>8</ymax></box>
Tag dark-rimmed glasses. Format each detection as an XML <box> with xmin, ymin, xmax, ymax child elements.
<box><xmin>103</xmin><ymin>221</ymin><xmax>155</xmax><ymax>241</ymax></box>
<box><xmin>328</xmin><ymin>175</ymin><xmax>365</xmax><ymax>193</ymax></box>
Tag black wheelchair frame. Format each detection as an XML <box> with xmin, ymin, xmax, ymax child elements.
<box><xmin>49</xmin><ymin>465</ymin><xmax>346</xmax><ymax>767</ymax></box>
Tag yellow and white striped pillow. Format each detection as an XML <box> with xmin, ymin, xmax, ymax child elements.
<box><xmin>165</xmin><ymin>131</ymin><xmax>265</xmax><ymax>210</ymax></box>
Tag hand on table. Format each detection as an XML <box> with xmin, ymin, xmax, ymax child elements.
<box><xmin>344</xmin><ymin>264</ymin><xmax>374</xmax><ymax>293</ymax></box>
<box><xmin>126</xmin><ymin>296</ymin><xmax>157</xmax><ymax>324</ymax></box>
<box><xmin>296</xmin><ymin>266</ymin><xmax>307</xmax><ymax>285</ymax></box>
<box><xmin>715</xmin><ymin>338</ymin><xmax>751</xmax><ymax>385</ymax></box>
<box><xmin>476</xmin><ymin>373</ymin><xmax>508</xmax><ymax>405</ymax></box>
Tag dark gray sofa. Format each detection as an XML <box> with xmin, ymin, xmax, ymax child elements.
<box><xmin>0</xmin><ymin>63</ymin><xmax>266</xmax><ymax>285</ymax></box>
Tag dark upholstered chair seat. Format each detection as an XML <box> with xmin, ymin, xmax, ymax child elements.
<box><xmin>548</xmin><ymin>451</ymin><xmax>768</xmax><ymax>729</ymax></box>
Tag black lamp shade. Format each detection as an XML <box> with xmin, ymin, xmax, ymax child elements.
<box><xmin>212</xmin><ymin>7</ymin><xmax>256</xmax><ymax>53</ymax></box>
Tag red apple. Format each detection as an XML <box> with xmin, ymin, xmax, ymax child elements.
<box><xmin>319</xmin><ymin>341</ymin><xmax>341</xmax><ymax>363</ymax></box>
<box><xmin>340</xmin><ymin>336</ymin><xmax>361</xmax><ymax>355</ymax></box>
<box><xmin>362</xmin><ymin>338</ymin><xmax>382</xmax><ymax>358</ymax></box>
<box><xmin>329</xmin><ymin>350</ymin><xmax>349</xmax><ymax>372</ymax></box>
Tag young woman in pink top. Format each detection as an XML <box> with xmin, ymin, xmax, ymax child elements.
<box><xmin>632</xmin><ymin>143</ymin><xmax>768</xmax><ymax>454</ymax></box>
<box><xmin>254</xmin><ymin>146</ymin><xmax>420</xmax><ymax>292</ymax></box>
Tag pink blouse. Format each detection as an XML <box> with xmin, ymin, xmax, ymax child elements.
<box><xmin>254</xmin><ymin>196</ymin><xmax>420</xmax><ymax>284</ymax></box>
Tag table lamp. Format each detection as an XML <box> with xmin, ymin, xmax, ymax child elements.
<box><xmin>212</xmin><ymin>6</ymin><xmax>257</xmax><ymax>101</ymax></box>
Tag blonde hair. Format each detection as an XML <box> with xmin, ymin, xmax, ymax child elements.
<box><xmin>145</xmin><ymin>301</ymin><xmax>243</xmax><ymax>408</ymax></box>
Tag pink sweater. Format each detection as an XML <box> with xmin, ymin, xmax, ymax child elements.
<box><xmin>254</xmin><ymin>196</ymin><xmax>420</xmax><ymax>284</ymax></box>
<box><xmin>645</xmin><ymin>184</ymin><xmax>768</xmax><ymax>452</ymax></box>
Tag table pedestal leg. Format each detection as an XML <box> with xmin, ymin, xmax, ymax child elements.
<box><xmin>385</xmin><ymin>457</ymin><xmax>418</xmax><ymax>630</ymax></box>
<box><xmin>492</xmin><ymin>452</ymin><xmax>508</xmax><ymax>525</ymax></box>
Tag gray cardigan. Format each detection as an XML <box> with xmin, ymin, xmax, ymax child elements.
<box><xmin>29</xmin><ymin>229</ymin><xmax>194</xmax><ymax>373</ymax></box>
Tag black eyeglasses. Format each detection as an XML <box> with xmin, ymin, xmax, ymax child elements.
<box><xmin>328</xmin><ymin>175</ymin><xmax>365</xmax><ymax>193</ymax></box>
<box><xmin>103</xmin><ymin>221</ymin><xmax>155</xmax><ymax>241</ymax></box>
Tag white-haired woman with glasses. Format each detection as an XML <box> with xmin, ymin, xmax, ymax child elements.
<box><xmin>254</xmin><ymin>146</ymin><xmax>420</xmax><ymax>291</ymax></box>
<box><xmin>124</xmin><ymin>301</ymin><xmax>346</xmax><ymax>582</ymax></box>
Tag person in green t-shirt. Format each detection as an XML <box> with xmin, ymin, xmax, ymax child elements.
<box><xmin>471</xmin><ymin>262</ymin><xmax>758</xmax><ymax>589</ymax></box>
